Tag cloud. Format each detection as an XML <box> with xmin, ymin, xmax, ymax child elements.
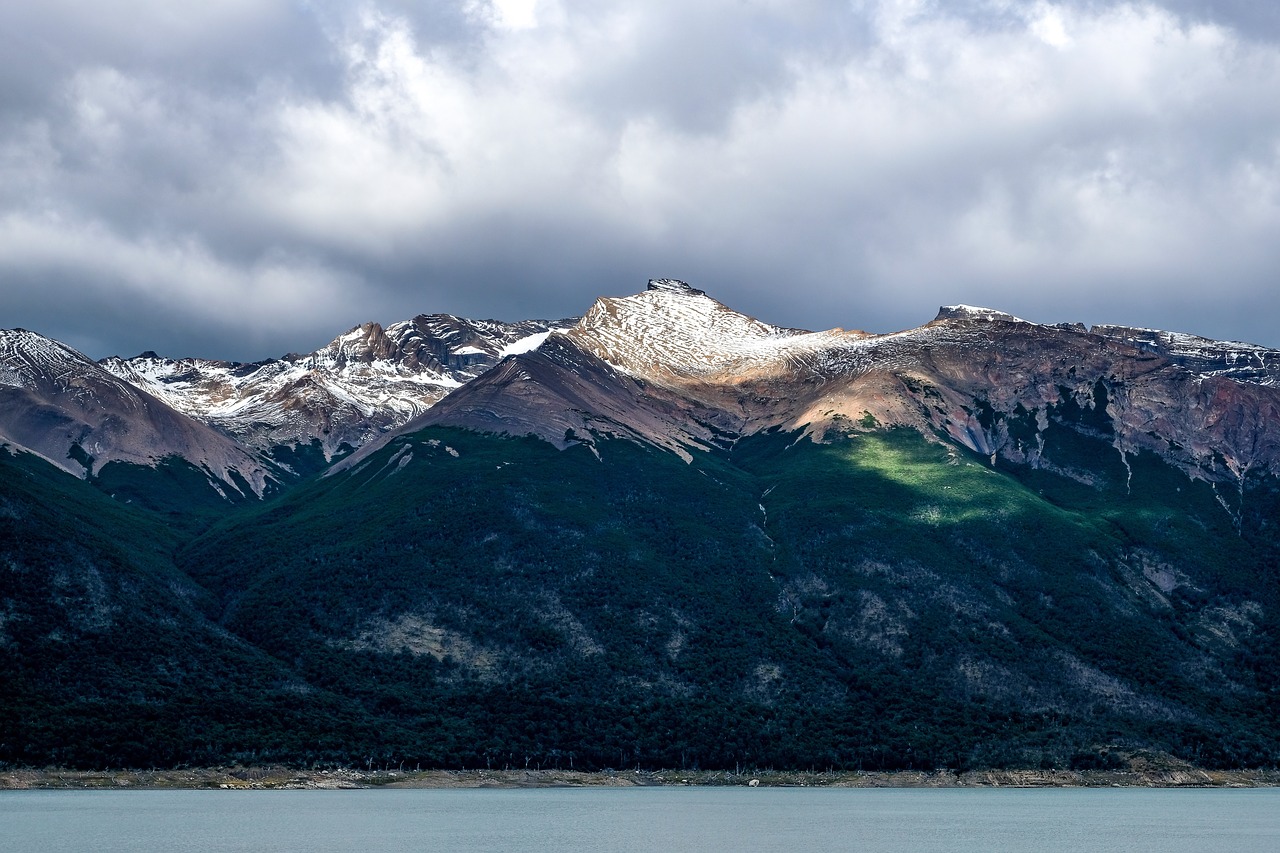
<box><xmin>2</xmin><ymin>0</ymin><xmax>1280</xmax><ymax>358</ymax></box>
<box><xmin>1153</xmin><ymin>0</ymin><xmax>1280</xmax><ymax>40</ymax></box>
<box><xmin>0</xmin><ymin>211</ymin><xmax>366</xmax><ymax>358</ymax></box>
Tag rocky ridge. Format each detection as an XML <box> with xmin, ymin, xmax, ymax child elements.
<box><xmin>10</xmin><ymin>279</ymin><xmax>1280</xmax><ymax>501</ymax></box>
<box><xmin>0</xmin><ymin>328</ymin><xmax>272</xmax><ymax>495</ymax></box>
<box><xmin>367</xmin><ymin>281</ymin><xmax>1280</xmax><ymax>503</ymax></box>
<box><xmin>99</xmin><ymin>314</ymin><xmax>576</xmax><ymax>464</ymax></box>
<box><xmin>1092</xmin><ymin>324</ymin><xmax>1280</xmax><ymax>387</ymax></box>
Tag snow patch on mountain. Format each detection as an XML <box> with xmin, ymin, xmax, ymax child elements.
<box><xmin>500</xmin><ymin>331</ymin><xmax>557</xmax><ymax>357</ymax></box>
<box><xmin>2</xmin><ymin>328</ymin><xmax>99</xmax><ymax>377</ymax></box>
<box><xmin>1092</xmin><ymin>325</ymin><xmax>1280</xmax><ymax>387</ymax></box>
<box><xmin>2</xmin><ymin>328</ymin><xmax>142</xmax><ymax>404</ymax></box>
<box><xmin>100</xmin><ymin>314</ymin><xmax>579</xmax><ymax>457</ymax></box>
<box><xmin>934</xmin><ymin>305</ymin><xmax>1030</xmax><ymax>324</ymax></box>
<box><xmin>569</xmin><ymin>282</ymin><xmax>859</xmax><ymax>383</ymax></box>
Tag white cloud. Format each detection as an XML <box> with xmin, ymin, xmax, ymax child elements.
<box><xmin>1030</xmin><ymin>1</ymin><xmax>1074</xmax><ymax>48</ymax></box>
<box><xmin>467</xmin><ymin>0</ymin><xmax>542</xmax><ymax>30</ymax></box>
<box><xmin>4</xmin><ymin>0</ymin><xmax>1280</xmax><ymax>354</ymax></box>
<box><xmin>0</xmin><ymin>212</ymin><xmax>363</xmax><ymax>343</ymax></box>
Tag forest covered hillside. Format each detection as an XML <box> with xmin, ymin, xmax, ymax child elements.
<box><xmin>3</xmin><ymin>282</ymin><xmax>1280</xmax><ymax>770</ymax></box>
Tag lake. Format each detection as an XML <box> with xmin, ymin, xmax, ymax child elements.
<box><xmin>2</xmin><ymin>787</ymin><xmax>1277</xmax><ymax>852</ymax></box>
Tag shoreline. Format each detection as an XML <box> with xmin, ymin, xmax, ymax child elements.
<box><xmin>4</xmin><ymin>766</ymin><xmax>1279</xmax><ymax>790</ymax></box>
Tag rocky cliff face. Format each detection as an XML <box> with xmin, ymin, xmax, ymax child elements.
<box><xmin>374</xmin><ymin>281</ymin><xmax>1280</xmax><ymax>500</ymax></box>
<box><xmin>100</xmin><ymin>314</ymin><xmax>576</xmax><ymax>461</ymax></box>
<box><xmin>791</xmin><ymin>309</ymin><xmax>1280</xmax><ymax>497</ymax></box>
<box><xmin>0</xmin><ymin>329</ymin><xmax>272</xmax><ymax>495</ymax></box>
<box><xmin>1091</xmin><ymin>324</ymin><xmax>1280</xmax><ymax>387</ymax></box>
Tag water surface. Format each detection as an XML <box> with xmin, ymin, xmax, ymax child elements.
<box><xmin>2</xmin><ymin>786</ymin><xmax>1277</xmax><ymax>852</ymax></box>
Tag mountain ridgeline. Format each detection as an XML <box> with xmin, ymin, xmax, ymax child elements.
<box><xmin>3</xmin><ymin>280</ymin><xmax>1280</xmax><ymax>771</ymax></box>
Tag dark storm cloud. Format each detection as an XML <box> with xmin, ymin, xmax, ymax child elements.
<box><xmin>1154</xmin><ymin>0</ymin><xmax>1280</xmax><ymax>40</ymax></box>
<box><xmin>3</xmin><ymin>0</ymin><xmax>1280</xmax><ymax>360</ymax></box>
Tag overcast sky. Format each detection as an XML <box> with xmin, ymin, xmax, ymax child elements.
<box><xmin>2</xmin><ymin>0</ymin><xmax>1279</xmax><ymax>360</ymax></box>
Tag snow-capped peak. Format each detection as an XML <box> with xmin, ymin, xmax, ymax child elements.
<box><xmin>567</xmin><ymin>280</ymin><xmax>848</xmax><ymax>382</ymax></box>
<box><xmin>0</xmin><ymin>328</ymin><xmax>97</xmax><ymax>379</ymax></box>
<box><xmin>98</xmin><ymin>314</ymin><xmax>579</xmax><ymax>457</ymax></box>
<box><xmin>933</xmin><ymin>305</ymin><xmax>1029</xmax><ymax>324</ymax></box>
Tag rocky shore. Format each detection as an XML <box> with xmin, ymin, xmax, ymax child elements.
<box><xmin>4</xmin><ymin>765</ymin><xmax>1278</xmax><ymax>791</ymax></box>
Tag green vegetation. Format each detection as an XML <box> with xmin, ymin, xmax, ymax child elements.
<box><xmin>92</xmin><ymin>457</ymin><xmax>257</xmax><ymax>531</ymax></box>
<box><xmin>0</xmin><ymin>446</ymin><xmax>321</xmax><ymax>767</ymax></box>
<box><xmin>3</xmin><ymin>417</ymin><xmax>1279</xmax><ymax>771</ymax></box>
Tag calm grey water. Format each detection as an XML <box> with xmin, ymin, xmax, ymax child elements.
<box><xmin>2</xmin><ymin>787</ymin><xmax>1278</xmax><ymax>852</ymax></box>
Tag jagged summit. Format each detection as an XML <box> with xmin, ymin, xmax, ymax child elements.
<box><xmin>647</xmin><ymin>278</ymin><xmax>705</xmax><ymax>296</ymax></box>
<box><xmin>100</xmin><ymin>314</ymin><xmax>577</xmax><ymax>457</ymax></box>
<box><xmin>568</xmin><ymin>280</ymin><xmax>831</xmax><ymax>383</ymax></box>
<box><xmin>933</xmin><ymin>305</ymin><xmax>1029</xmax><ymax>324</ymax></box>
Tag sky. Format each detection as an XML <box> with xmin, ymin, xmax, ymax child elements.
<box><xmin>2</xmin><ymin>0</ymin><xmax>1279</xmax><ymax>360</ymax></box>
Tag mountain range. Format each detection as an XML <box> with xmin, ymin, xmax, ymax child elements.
<box><xmin>3</xmin><ymin>279</ymin><xmax>1279</xmax><ymax>771</ymax></box>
